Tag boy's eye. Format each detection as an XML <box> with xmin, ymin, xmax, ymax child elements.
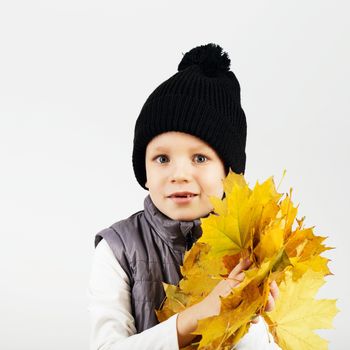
<box><xmin>154</xmin><ymin>154</ymin><xmax>208</xmax><ymax>164</ymax></box>
<box><xmin>155</xmin><ymin>155</ymin><xmax>169</xmax><ymax>163</ymax></box>
<box><xmin>194</xmin><ymin>154</ymin><xmax>208</xmax><ymax>163</ymax></box>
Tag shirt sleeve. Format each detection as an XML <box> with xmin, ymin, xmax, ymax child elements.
<box><xmin>87</xmin><ymin>238</ymin><xmax>180</xmax><ymax>350</ymax></box>
<box><xmin>87</xmin><ymin>239</ymin><xmax>281</xmax><ymax>350</ymax></box>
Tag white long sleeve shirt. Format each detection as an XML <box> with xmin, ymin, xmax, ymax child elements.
<box><xmin>87</xmin><ymin>239</ymin><xmax>281</xmax><ymax>350</ymax></box>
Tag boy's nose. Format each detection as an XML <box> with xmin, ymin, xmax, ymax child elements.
<box><xmin>170</xmin><ymin>166</ymin><xmax>192</xmax><ymax>183</ymax></box>
<box><xmin>171</xmin><ymin>175</ymin><xmax>189</xmax><ymax>183</ymax></box>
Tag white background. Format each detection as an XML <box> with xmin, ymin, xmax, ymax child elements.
<box><xmin>0</xmin><ymin>1</ymin><xmax>349</xmax><ymax>349</ymax></box>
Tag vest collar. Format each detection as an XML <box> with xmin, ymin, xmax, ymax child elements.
<box><xmin>143</xmin><ymin>194</ymin><xmax>205</xmax><ymax>253</ymax></box>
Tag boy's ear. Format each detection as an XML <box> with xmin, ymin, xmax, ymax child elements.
<box><xmin>145</xmin><ymin>180</ymin><xmax>148</xmax><ymax>189</ymax></box>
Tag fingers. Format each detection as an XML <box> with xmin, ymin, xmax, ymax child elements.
<box><xmin>226</xmin><ymin>258</ymin><xmax>252</xmax><ymax>288</ymax></box>
<box><xmin>228</xmin><ymin>258</ymin><xmax>252</xmax><ymax>279</ymax></box>
<box><xmin>264</xmin><ymin>292</ymin><xmax>275</xmax><ymax>312</ymax></box>
<box><xmin>226</xmin><ymin>271</ymin><xmax>245</xmax><ymax>288</ymax></box>
<box><xmin>270</xmin><ymin>280</ymin><xmax>279</xmax><ymax>300</ymax></box>
<box><xmin>263</xmin><ymin>280</ymin><xmax>280</xmax><ymax>312</ymax></box>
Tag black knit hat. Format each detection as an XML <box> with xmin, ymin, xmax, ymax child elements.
<box><xmin>132</xmin><ymin>43</ymin><xmax>247</xmax><ymax>190</ymax></box>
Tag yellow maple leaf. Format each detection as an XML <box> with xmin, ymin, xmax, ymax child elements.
<box><xmin>285</xmin><ymin>227</ymin><xmax>333</xmax><ymax>280</ymax></box>
<box><xmin>193</xmin><ymin>282</ymin><xmax>262</xmax><ymax>349</ymax></box>
<box><xmin>265</xmin><ymin>270</ymin><xmax>339</xmax><ymax>350</ymax></box>
<box><xmin>156</xmin><ymin>169</ymin><xmax>337</xmax><ymax>349</ymax></box>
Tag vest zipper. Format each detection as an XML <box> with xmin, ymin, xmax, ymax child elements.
<box><xmin>185</xmin><ymin>229</ymin><xmax>194</xmax><ymax>251</ymax></box>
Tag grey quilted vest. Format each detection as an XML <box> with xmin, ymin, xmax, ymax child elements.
<box><xmin>94</xmin><ymin>194</ymin><xmax>204</xmax><ymax>333</ymax></box>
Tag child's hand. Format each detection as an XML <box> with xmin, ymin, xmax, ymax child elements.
<box><xmin>200</xmin><ymin>259</ymin><xmax>280</xmax><ymax>323</ymax></box>
<box><xmin>200</xmin><ymin>258</ymin><xmax>252</xmax><ymax>317</ymax></box>
<box><xmin>251</xmin><ymin>279</ymin><xmax>279</xmax><ymax>324</ymax></box>
<box><xmin>264</xmin><ymin>280</ymin><xmax>279</xmax><ymax>312</ymax></box>
<box><xmin>176</xmin><ymin>260</ymin><xmax>279</xmax><ymax>347</ymax></box>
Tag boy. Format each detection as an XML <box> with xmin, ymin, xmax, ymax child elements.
<box><xmin>88</xmin><ymin>43</ymin><xmax>280</xmax><ymax>349</ymax></box>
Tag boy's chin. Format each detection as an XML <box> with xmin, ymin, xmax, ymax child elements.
<box><xmin>165</xmin><ymin>209</ymin><xmax>211</xmax><ymax>222</ymax></box>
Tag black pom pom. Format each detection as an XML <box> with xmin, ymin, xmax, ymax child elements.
<box><xmin>178</xmin><ymin>43</ymin><xmax>231</xmax><ymax>77</ymax></box>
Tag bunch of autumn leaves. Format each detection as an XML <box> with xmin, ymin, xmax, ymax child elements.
<box><xmin>156</xmin><ymin>170</ymin><xmax>338</xmax><ymax>350</ymax></box>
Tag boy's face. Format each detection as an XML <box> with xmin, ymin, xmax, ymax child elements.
<box><xmin>145</xmin><ymin>131</ymin><xmax>226</xmax><ymax>221</ymax></box>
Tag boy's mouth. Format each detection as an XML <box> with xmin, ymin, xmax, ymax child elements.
<box><xmin>167</xmin><ymin>192</ymin><xmax>198</xmax><ymax>204</ymax></box>
<box><xmin>167</xmin><ymin>192</ymin><xmax>198</xmax><ymax>198</ymax></box>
